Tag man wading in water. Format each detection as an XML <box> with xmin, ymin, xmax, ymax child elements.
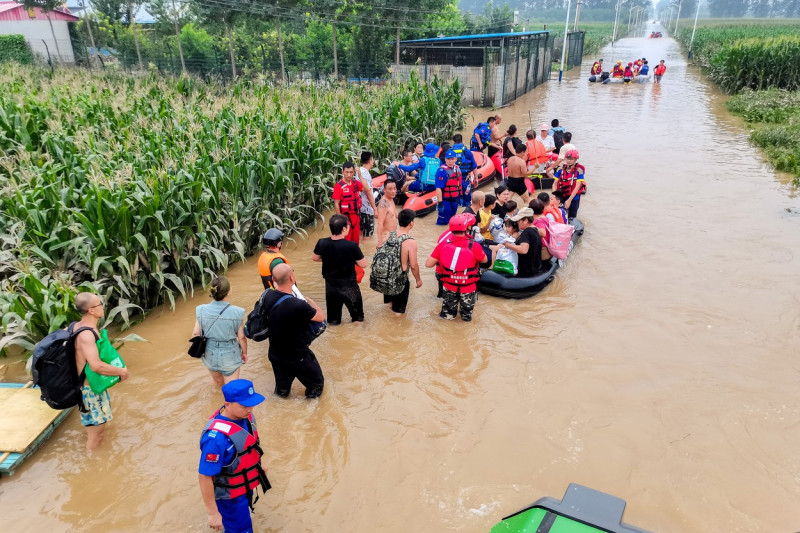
<box><xmin>376</xmin><ymin>180</ymin><xmax>399</xmax><ymax>247</ymax></box>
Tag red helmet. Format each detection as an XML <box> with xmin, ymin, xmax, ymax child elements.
<box><xmin>565</xmin><ymin>149</ymin><xmax>579</xmax><ymax>159</ymax></box>
<box><xmin>449</xmin><ymin>213</ymin><xmax>476</xmax><ymax>232</ymax></box>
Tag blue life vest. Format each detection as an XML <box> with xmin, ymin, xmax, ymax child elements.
<box><xmin>640</xmin><ymin>64</ymin><xmax>649</xmax><ymax>75</ymax></box>
<box><xmin>451</xmin><ymin>143</ymin><xmax>474</xmax><ymax>175</ymax></box>
<box><xmin>471</xmin><ymin>123</ymin><xmax>491</xmax><ymax>150</ymax></box>
<box><xmin>419</xmin><ymin>155</ymin><xmax>441</xmax><ymax>187</ymax></box>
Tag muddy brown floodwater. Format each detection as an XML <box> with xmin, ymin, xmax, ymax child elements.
<box><xmin>3</xmin><ymin>26</ymin><xmax>800</xmax><ymax>532</ymax></box>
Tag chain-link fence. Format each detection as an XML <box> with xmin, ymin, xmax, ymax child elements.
<box><xmin>566</xmin><ymin>31</ymin><xmax>585</xmax><ymax>70</ymax></box>
<box><xmin>393</xmin><ymin>31</ymin><xmax>553</xmax><ymax>108</ymax></box>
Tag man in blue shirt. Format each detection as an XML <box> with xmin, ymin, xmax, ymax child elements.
<box><xmin>199</xmin><ymin>379</ymin><xmax>269</xmax><ymax>533</ymax></box>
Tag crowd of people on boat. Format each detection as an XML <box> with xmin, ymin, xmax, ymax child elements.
<box><xmin>649</xmin><ymin>31</ymin><xmax>663</xmax><ymax>38</ymax></box>
<box><xmin>590</xmin><ymin>57</ymin><xmax>667</xmax><ymax>84</ymax></box>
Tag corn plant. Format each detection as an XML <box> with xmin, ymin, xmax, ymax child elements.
<box><xmin>0</xmin><ymin>64</ymin><xmax>466</xmax><ymax>355</ymax></box>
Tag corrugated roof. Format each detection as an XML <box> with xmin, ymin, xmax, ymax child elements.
<box><xmin>398</xmin><ymin>31</ymin><xmax>548</xmax><ymax>45</ymax></box>
<box><xmin>0</xmin><ymin>2</ymin><xmax>80</xmax><ymax>21</ymax></box>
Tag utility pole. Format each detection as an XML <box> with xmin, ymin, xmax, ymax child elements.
<box><xmin>558</xmin><ymin>0</ymin><xmax>572</xmax><ymax>83</ymax></box>
<box><xmin>612</xmin><ymin>0</ymin><xmax>627</xmax><ymax>44</ymax></box>
<box><xmin>573</xmin><ymin>0</ymin><xmax>582</xmax><ymax>32</ymax></box>
<box><xmin>673</xmin><ymin>0</ymin><xmax>682</xmax><ymax>34</ymax></box>
<box><xmin>688</xmin><ymin>0</ymin><xmax>702</xmax><ymax>58</ymax></box>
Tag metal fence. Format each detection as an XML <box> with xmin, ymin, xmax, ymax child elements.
<box><xmin>497</xmin><ymin>32</ymin><xmax>553</xmax><ymax>106</ymax></box>
<box><xmin>566</xmin><ymin>31</ymin><xmax>585</xmax><ymax>70</ymax></box>
<box><xmin>394</xmin><ymin>31</ymin><xmax>553</xmax><ymax>108</ymax></box>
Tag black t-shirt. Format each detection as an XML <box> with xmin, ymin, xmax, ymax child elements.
<box><xmin>313</xmin><ymin>238</ymin><xmax>364</xmax><ymax>280</ymax></box>
<box><xmin>492</xmin><ymin>202</ymin><xmax>508</xmax><ymax>219</ymax></box>
<box><xmin>264</xmin><ymin>291</ymin><xmax>317</xmax><ymax>361</ymax></box>
<box><xmin>462</xmin><ymin>206</ymin><xmax>477</xmax><ymax>215</ymax></box>
<box><xmin>516</xmin><ymin>227</ymin><xmax>542</xmax><ymax>277</ymax></box>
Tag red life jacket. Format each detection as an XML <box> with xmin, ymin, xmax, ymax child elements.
<box><xmin>202</xmin><ymin>411</ymin><xmax>270</xmax><ymax>502</ymax></box>
<box><xmin>441</xmin><ymin>166</ymin><xmax>462</xmax><ymax>201</ymax></box>
<box><xmin>591</xmin><ymin>62</ymin><xmax>602</xmax><ymax>75</ymax></box>
<box><xmin>556</xmin><ymin>164</ymin><xmax>586</xmax><ymax>197</ymax></box>
<box><xmin>439</xmin><ymin>236</ymin><xmax>480</xmax><ymax>287</ymax></box>
<box><xmin>337</xmin><ymin>179</ymin><xmax>362</xmax><ymax>214</ymax></box>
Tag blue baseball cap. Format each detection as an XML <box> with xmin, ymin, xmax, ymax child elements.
<box><xmin>222</xmin><ymin>379</ymin><xmax>265</xmax><ymax>407</ymax></box>
<box><xmin>445</xmin><ymin>149</ymin><xmax>457</xmax><ymax>159</ymax></box>
<box><xmin>423</xmin><ymin>143</ymin><xmax>439</xmax><ymax>157</ymax></box>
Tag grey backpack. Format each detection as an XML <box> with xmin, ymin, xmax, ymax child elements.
<box><xmin>369</xmin><ymin>232</ymin><xmax>411</xmax><ymax>296</ymax></box>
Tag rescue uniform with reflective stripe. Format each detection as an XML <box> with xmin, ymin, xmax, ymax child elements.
<box><xmin>333</xmin><ymin>179</ymin><xmax>363</xmax><ymax>243</ymax></box>
<box><xmin>435</xmin><ymin>165</ymin><xmax>463</xmax><ymax>226</ymax></box>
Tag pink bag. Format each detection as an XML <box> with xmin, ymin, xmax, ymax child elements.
<box><xmin>544</xmin><ymin>222</ymin><xmax>575</xmax><ymax>260</ymax></box>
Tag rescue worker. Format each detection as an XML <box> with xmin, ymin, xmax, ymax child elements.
<box><xmin>654</xmin><ymin>60</ymin><xmax>667</xmax><ymax>83</ymax></box>
<box><xmin>257</xmin><ymin>228</ymin><xmax>288</xmax><ymax>290</ymax></box>
<box><xmin>590</xmin><ymin>58</ymin><xmax>603</xmax><ymax>75</ymax></box>
<box><xmin>400</xmin><ymin>143</ymin><xmax>439</xmax><ymax>194</ymax></box>
<box><xmin>425</xmin><ymin>213</ymin><xmax>488</xmax><ymax>322</ymax></box>
<box><xmin>435</xmin><ymin>149</ymin><xmax>463</xmax><ymax>226</ymax></box>
<box><xmin>612</xmin><ymin>60</ymin><xmax>624</xmax><ymax>78</ymax></box>
<box><xmin>554</xmin><ymin>149</ymin><xmax>586</xmax><ymax>220</ymax></box>
<box><xmin>332</xmin><ymin>161</ymin><xmax>363</xmax><ymax>243</ymax></box>
<box><xmin>623</xmin><ymin>62</ymin><xmax>634</xmax><ymax>83</ymax></box>
<box><xmin>199</xmin><ymin>379</ymin><xmax>271</xmax><ymax>532</ymax></box>
<box><xmin>451</xmin><ymin>133</ymin><xmax>477</xmax><ymax>205</ymax></box>
<box><xmin>471</xmin><ymin>116</ymin><xmax>495</xmax><ymax>152</ymax></box>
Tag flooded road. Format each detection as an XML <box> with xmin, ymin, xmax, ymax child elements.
<box><xmin>3</xmin><ymin>26</ymin><xmax>800</xmax><ymax>532</ymax></box>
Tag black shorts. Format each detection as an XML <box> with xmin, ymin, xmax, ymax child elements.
<box><xmin>382</xmin><ymin>279</ymin><xmax>410</xmax><ymax>314</ymax></box>
<box><xmin>507</xmin><ymin>177</ymin><xmax>527</xmax><ymax>195</ymax></box>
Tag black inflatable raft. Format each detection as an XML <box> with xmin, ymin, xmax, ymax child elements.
<box><xmin>477</xmin><ymin>219</ymin><xmax>584</xmax><ymax>299</ymax></box>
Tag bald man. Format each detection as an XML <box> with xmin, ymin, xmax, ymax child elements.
<box><xmin>74</xmin><ymin>292</ymin><xmax>130</xmax><ymax>451</ymax></box>
<box><xmin>262</xmin><ymin>264</ymin><xmax>326</xmax><ymax>398</ymax></box>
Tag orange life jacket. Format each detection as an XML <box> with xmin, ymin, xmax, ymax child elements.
<box><xmin>544</xmin><ymin>205</ymin><xmax>566</xmax><ymax>224</ymax></box>
<box><xmin>257</xmin><ymin>250</ymin><xmax>288</xmax><ymax>289</ymax></box>
<box><xmin>526</xmin><ymin>139</ymin><xmax>549</xmax><ymax>167</ymax></box>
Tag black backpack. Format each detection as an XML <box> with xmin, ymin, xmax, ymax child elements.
<box><xmin>32</xmin><ymin>323</ymin><xmax>97</xmax><ymax>411</ymax></box>
<box><xmin>552</xmin><ymin>129</ymin><xmax>565</xmax><ymax>152</ymax></box>
<box><xmin>244</xmin><ymin>290</ymin><xmax>291</xmax><ymax>342</ymax></box>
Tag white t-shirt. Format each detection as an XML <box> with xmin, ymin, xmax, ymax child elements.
<box><xmin>558</xmin><ymin>143</ymin><xmax>577</xmax><ymax>159</ymax></box>
<box><xmin>540</xmin><ymin>135</ymin><xmax>555</xmax><ymax>151</ymax></box>
<box><xmin>358</xmin><ymin>167</ymin><xmax>374</xmax><ymax>215</ymax></box>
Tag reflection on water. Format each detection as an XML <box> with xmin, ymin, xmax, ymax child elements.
<box><xmin>2</xmin><ymin>25</ymin><xmax>800</xmax><ymax>532</ymax></box>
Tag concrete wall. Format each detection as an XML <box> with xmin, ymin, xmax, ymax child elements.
<box><xmin>392</xmin><ymin>64</ymin><xmax>490</xmax><ymax>107</ymax></box>
<box><xmin>0</xmin><ymin>19</ymin><xmax>75</xmax><ymax>63</ymax></box>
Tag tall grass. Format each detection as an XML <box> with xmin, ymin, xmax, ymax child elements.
<box><xmin>676</xmin><ymin>21</ymin><xmax>800</xmax><ymax>92</ymax></box>
<box><xmin>727</xmin><ymin>89</ymin><xmax>800</xmax><ymax>183</ymax></box>
<box><xmin>0</xmin><ymin>64</ymin><xmax>465</xmax><ymax>355</ymax></box>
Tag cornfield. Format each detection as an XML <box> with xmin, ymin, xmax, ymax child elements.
<box><xmin>0</xmin><ymin>64</ymin><xmax>465</xmax><ymax>355</ymax></box>
<box><xmin>676</xmin><ymin>21</ymin><xmax>800</xmax><ymax>93</ymax></box>
<box><xmin>727</xmin><ymin>88</ymin><xmax>800</xmax><ymax>183</ymax></box>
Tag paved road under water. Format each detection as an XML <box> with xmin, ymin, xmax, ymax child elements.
<box><xmin>3</xmin><ymin>26</ymin><xmax>800</xmax><ymax>532</ymax></box>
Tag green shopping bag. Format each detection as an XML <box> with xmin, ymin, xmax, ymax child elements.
<box><xmin>85</xmin><ymin>329</ymin><xmax>126</xmax><ymax>394</ymax></box>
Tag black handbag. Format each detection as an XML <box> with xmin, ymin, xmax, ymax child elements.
<box><xmin>188</xmin><ymin>304</ymin><xmax>230</xmax><ymax>358</ymax></box>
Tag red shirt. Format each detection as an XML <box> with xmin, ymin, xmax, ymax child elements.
<box><xmin>430</xmin><ymin>235</ymin><xmax>486</xmax><ymax>293</ymax></box>
<box><xmin>655</xmin><ymin>64</ymin><xmax>667</xmax><ymax>76</ymax></box>
<box><xmin>332</xmin><ymin>179</ymin><xmax>363</xmax><ymax>214</ymax></box>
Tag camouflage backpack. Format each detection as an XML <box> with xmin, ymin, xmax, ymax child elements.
<box><xmin>369</xmin><ymin>232</ymin><xmax>412</xmax><ymax>296</ymax></box>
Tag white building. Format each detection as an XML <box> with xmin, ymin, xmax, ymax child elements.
<box><xmin>0</xmin><ymin>2</ymin><xmax>79</xmax><ymax>63</ymax></box>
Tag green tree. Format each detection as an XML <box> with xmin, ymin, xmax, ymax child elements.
<box><xmin>193</xmin><ymin>0</ymin><xmax>238</xmax><ymax>78</ymax></box>
<box><xmin>93</xmin><ymin>0</ymin><xmax>127</xmax><ymax>21</ymax></box>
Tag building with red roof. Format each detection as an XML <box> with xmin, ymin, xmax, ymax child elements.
<box><xmin>0</xmin><ymin>2</ymin><xmax>79</xmax><ymax>63</ymax></box>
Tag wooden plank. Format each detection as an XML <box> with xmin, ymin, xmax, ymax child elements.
<box><xmin>0</xmin><ymin>408</ymin><xmax>71</xmax><ymax>476</ymax></box>
<box><xmin>0</xmin><ymin>388</ymin><xmax>61</xmax><ymax>452</ymax></box>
